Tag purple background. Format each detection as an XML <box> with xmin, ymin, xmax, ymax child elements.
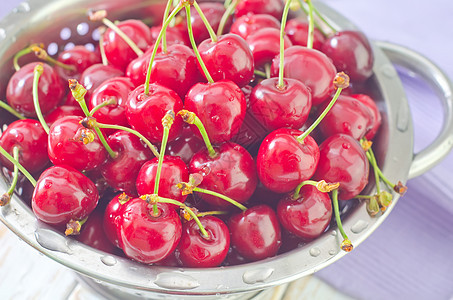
<box><xmin>1</xmin><ymin>1</ymin><xmax>453</xmax><ymax>299</ymax></box>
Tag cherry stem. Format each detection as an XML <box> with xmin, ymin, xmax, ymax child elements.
<box><xmin>254</xmin><ymin>69</ymin><xmax>267</xmax><ymax>78</ymax></box>
<box><xmin>178</xmin><ymin>110</ymin><xmax>217</xmax><ymax>158</ymax></box>
<box><xmin>295</xmin><ymin>0</ymin><xmax>327</xmax><ymax>37</ymax></box>
<box><xmin>305</xmin><ymin>0</ymin><xmax>315</xmax><ymax>49</ymax></box>
<box><xmin>0</xmin><ymin>101</ymin><xmax>25</xmax><ymax>120</ymax></box>
<box><xmin>184</xmin><ymin>4</ymin><xmax>214</xmax><ymax>83</ymax></box>
<box><xmin>65</xmin><ymin>217</ymin><xmax>88</xmax><ymax>236</ymax></box>
<box><xmin>217</xmin><ymin>0</ymin><xmax>238</xmax><ymax>36</ymax></box>
<box><xmin>6</xmin><ymin>147</ymin><xmax>20</xmax><ymax>197</ymax></box>
<box><xmin>365</xmin><ymin>145</ymin><xmax>400</xmax><ymax>192</ymax></box>
<box><xmin>277</xmin><ymin>0</ymin><xmax>292</xmax><ymax>89</ymax></box>
<box><xmin>69</xmin><ymin>80</ymin><xmax>117</xmax><ymax>159</ymax></box>
<box><xmin>0</xmin><ymin>145</ymin><xmax>36</xmax><ymax>187</ymax></box>
<box><xmin>144</xmin><ymin>4</ymin><xmax>184</xmax><ymax>95</ymax></box>
<box><xmin>161</xmin><ymin>0</ymin><xmax>173</xmax><ymax>53</ymax></box>
<box><xmin>32</xmin><ymin>46</ymin><xmax>76</xmax><ymax>71</ymax></box>
<box><xmin>223</xmin><ymin>0</ymin><xmax>232</xmax><ymax>8</ymax></box>
<box><xmin>33</xmin><ymin>63</ymin><xmax>50</xmax><ymax>134</ymax></box>
<box><xmin>192</xmin><ymin>1</ymin><xmax>218</xmax><ymax>43</ymax></box>
<box><xmin>153</xmin><ymin>111</ymin><xmax>174</xmax><ymax>196</ymax></box>
<box><xmin>98</xmin><ymin>27</ymin><xmax>109</xmax><ymax>66</ymax></box>
<box><xmin>89</xmin><ymin>98</ymin><xmax>117</xmax><ymax>116</ymax></box>
<box><xmin>365</xmin><ymin>144</ymin><xmax>382</xmax><ymax>193</ymax></box>
<box><xmin>312</xmin><ymin>4</ymin><xmax>337</xmax><ymax>35</ymax></box>
<box><xmin>265</xmin><ymin>64</ymin><xmax>271</xmax><ymax>79</ymax></box>
<box><xmin>13</xmin><ymin>43</ymin><xmax>44</xmax><ymax>71</ymax></box>
<box><xmin>196</xmin><ymin>210</ymin><xmax>229</xmax><ymax>218</ymax></box>
<box><xmin>193</xmin><ymin>187</ymin><xmax>247</xmax><ymax>211</ymax></box>
<box><xmin>331</xmin><ymin>189</ymin><xmax>353</xmax><ymax>252</ymax></box>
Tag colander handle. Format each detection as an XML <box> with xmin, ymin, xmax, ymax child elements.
<box><xmin>376</xmin><ymin>41</ymin><xmax>453</xmax><ymax>179</ymax></box>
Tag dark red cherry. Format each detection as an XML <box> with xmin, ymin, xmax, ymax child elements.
<box><xmin>321</xmin><ymin>30</ymin><xmax>374</xmax><ymax>83</ymax></box>
<box><xmin>186</xmin><ymin>2</ymin><xmax>231</xmax><ymax>44</ymax></box>
<box><xmin>249</xmin><ymin>77</ymin><xmax>312</xmax><ymax>131</ymax></box>
<box><xmin>277</xmin><ymin>185</ymin><xmax>332</xmax><ymax>240</ymax></box>
<box><xmin>167</xmin><ymin>125</ymin><xmax>205</xmax><ymax>164</ymax></box>
<box><xmin>314</xmin><ymin>134</ymin><xmax>369</xmax><ymax>200</ymax></box>
<box><xmin>6</xmin><ymin>62</ymin><xmax>64</xmax><ymax>117</ymax></box>
<box><xmin>235</xmin><ymin>0</ymin><xmax>284</xmax><ymax>20</ymax></box>
<box><xmin>271</xmin><ymin>46</ymin><xmax>337</xmax><ymax>106</ymax></box>
<box><xmin>0</xmin><ymin>119</ymin><xmax>49</xmax><ymax>174</ymax></box>
<box><xmin>150</xmin><ymin>24</ymin><xmax>190</xmax><ymax>46</ymax></box>
<box><xmin>228</xmin><ymin>204</ymin><xmax>281</xmax><ymax>261</ymax></box>
<box><xmin>89</xmin><ymin>76</ymin><xmax>135</xmax><ymax>136</ymax></box>
<box><xmin>136</xmin><ymin>155</ymin><xmax>189</xmax><ymax>204</ymax></box>
<box><xmin>104</xmin><ymin>193</ymin><xmax>130</xmax><ymax>248</ymax></box>
<box><xmin>230</xmin><ymin>13</ymin><xmax>280</xmax><ymax>40</ymax></box>
<box><xmin>32</xmin><ymin>165</ymin><xmax>99</xmax><ymax>226</ymax></box>
<box><xmin>44</xmin><ymin>105</ymin><xmax>85</xmax><ymax>127</ymax></box>
<box><xmin>189</xmin><ymin>142</ymin><xmax>257</xmax><ymax>208</ymax></box>
<box><xmin>197</xmin><ymin>34</ymin><xmax>254</xmax><ymax>88</ymax></box>
<box><xmin>246</xmin><ymin>27</ymin><xmax>292</xmax><ymax>68</ymax></box>
<box><xmin>178</xmin><ymin>215</ymin><xmax>230</xmax><ymax>267</ymax></box>
<box><xmin>350</xmin><ymin>93</ymin><xmax>381</xmax><ymax>140</ymax></box>
<box><xmin>100</xmin><ymin>130</ymin><xmax>152</xmax><ymax>195</ymax></box>
<box><xmin>184</xmin><ymin>80</ymin><xmax>246</xmax><ymax>144</ymax></box>
<box><xmin>125</xmin><ymin>83</ymin><xmax>183</xmax><ymax>143</ymax></box>
<box><xmin>318</xmin><ymin>95</ymin><xmax>374</xmax><ymax>140</ymax></box>
<box><xmin>256</xmin><ymin>128</ymin><xmax>319</xmax><ymax>193</ymax></box>
<box><xmin>118</xmin><ymin>199</ymin><xmax>182</xmax><ymax>264</ymax></box>
<box><xmin>48</xmin><ymin>116</ymin><xmax>107</xmax><ymax>172</ymax></box>
<box><xmin>55</xmin><ymin>45</ymin><xmax>101</xmax><ymax>81</ymax></box>
<box><xmin>76</xmin><ymin>207</ymin><xmax>116</xmax><ymax>253</ymax></box>
<box><xmin>285</xmin><ymin>19</ymin><xmax>326</xmax><ymax>50</ymax></box>
<box><xmin>102</xmin><ymin>19</ymin><xmax>152</xmax><ymax>70</ymax></box>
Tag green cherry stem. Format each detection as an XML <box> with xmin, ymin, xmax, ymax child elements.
<box><xmin>217</xmin><ymin>0</ymin><xmax>238</xmax><ymax>36</ymax></box>
<box><xmin>292</xmin><ymin>179</ymin><xmax>339</xmax><ymax>200</ymax></box>
<box><xmin>296</xmin><ymin>72</ymin><xmax>349</xmax><ymax>143</ymax></box>
<box><xmin>192</xmin><ymin>1</ymin><xmax>218</xmax><ymax>42</ymax></box>
<box><xmin>13</xmin><ymin>43</ymin><xmax>44</xmax><ymax>71</ymax></box>
<box><xmin>305</xmin><ymin>0</ymin><xmax>315</xmax><ymax>49</ymax></box>
<box><xmin>98</xmin><ymin>26</ymin><xmax>109</xmax><ymax>66</ymax></box>
<box><xmin>144</xmin><ymin>4</ymin><xmax>184</xmax><ymax>94</ymax></box>
<box><xmin>196</xmin><ymin>210</ymin><xmax>229</xmax><ymax>218</ymax></box>
<box><xmin>89</xmin><ymin>98</ymin><xmax>117</xmax><ymax>116</ymax></box>
<box><xmin>193</xmin><ymin>187</ymin><xmax>248</xmax><ymax>211</ymax></box>
<box><xmin>32</xmin><ymin>46</ymin><xmax>76</xmax><ymax>71</ymax></box>
<box><xmin>33</xmin><ymin>63</ymin><xmax>50</xmax><ymax>134</ymax></box>
<box><xmin>161</xmin><ymin>0</ymin><xmax>174</xmax><ymax>53</ymax></box>
<box><xmin>185</xmin><ymin>3</ymin><xmax>214</xmax><ymax>83</ymax></box>
<box><xmin>331</xmin><ymin>189</ymin><xmax>353</xmax><ymax>252</ymax></box>
<box><xmin>0</xmin><ymin>145</ymin><xmax>36</xmax><ymax>187</ymax></box>
<box><xmin>0</xmin><ymin>101</ymin><xmax>25</xmax><ymax>120</ymax></box>
<box><xmin>364</xmin><ymin>144</ymin><xmax>381</xmax><ymax>193</ymax></box>
<box><xmin>253</xmin><ymin>69</ymin><xmax>267</xmax><ymax>78</ymax></box>
<box><xmin>312</xmin><ymin>5</ymin><xmax>337</xmax><ymax>35</ymax></box>
<box><xmin>6</xmin><ymin>147</ymin><xmax>20</xmax><ymax>197</ymax></box>
<box><xmin>153</xmin><ymin>111</ymin><xmax>175</xmax><ymax>195</ymax></box>
<box><xmin>65</xmin><ymin>217</ymin><xmax>89</xmax><ymax>236</ymax></box>
<box><xmin>277</xmin><ymin>0</ymin><xmax>292</xmax><ymax>89</ymax></box>
<box><xmin>178</xmin><ymin>110</ymin><xmax>217</xmax><ymax>158</ymax></box>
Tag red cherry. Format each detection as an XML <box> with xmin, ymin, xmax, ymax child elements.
<box><xmin>189</xmin><ymin>142</ymin><xmax>257</xmax><ymax>208</ymax></box>
<box><xmin>44</xmin><ymin>105</ymin><xmax>85</xmax><ymax>127</ymax></box>
<box><xmin>48</xmin><ymin>116</ymin><xmax>107</xmax><ymax>172</ymax></box>
<box><xmin>285</xmin><ymin>19</ymin><xmax>326</xmax><ymax>50</ymax></box>
<box><xmin>6</xmin><ymin>62</ymin><xmax>64</xmax><ymax>117</ymax></box>
<box><xmin>197</xmin><ymin>34</ymin><xmax>254</xmax><ymax>88</ymax></box>
<box><xmin>321</xmin><ymin>30</ymin><xmax>374</xmax><ymax>83</ymax></box>
<box><xmin>184</xmin><ymin>80</ymin><xmax>246</xmax><ymax>144</ymax></box>
<box><xmin>125</xmin><ymin>83</ymin><xmax>183</xmax><ymax>143</ymax></box>
<box><xmin>228</xmin><ymin>204</ymin><xmax>281</xmax><ymax>261</ymax></box>
<box><xmin>271</xmin><ymin>46</ymin><xmax>337</xmax><ymax>106</ymax></box>
<box><xmin>76</xmin><ymin>207</ymin><xmax>116</xmax><ymax>253</ymax></box>
<box><xmin>246</xmin><ymin>27</ymin><xmax>292</xmax><ymax>68</ymax></box>
<box><xmin>235</xmin><ymin>0</ymin><xmax>284</xmax><ymax>20</ymax></box>
<box><xmin>277</xmin><ymin>185</ymin><xmax>332</xmax><ymax>240</ymax></box>
<box><xmin>186</xmin><ymin>2</ymin><xmax>231</xmax><ymax>44</ymax></box>
<box><xmin>150</xmin><ymin>24</ymin><xmax>189</xmax><ymax>46</ymax></box>
<box><xmin>118</xmin><ymin>199</ymin><xmax>182</xmax><ymax>264</ymax></box>
<box><xmin>100</xmin><ymin>130</ymin><xmax>152</xmax><ymax>195</ymax></box>
<box><xmin>230</xmin><ymin>13</ymin><xmax>280</xmax><ymax>40</ymax></box>
<box><xmin>256</xmin><ymin>128</ymin><xmax>320</xmax><ymax>193</ymax></box>
<box><xmin>0</xmin><ymin>119</ymin><xmax>49</xmax><ymax>174</ymax></box>
<box><xmin>136</xmin><ymin>155</ymin><xmax>189</xmax><ymax>204</ymax></box>
<box><xmin>167</xmin><ymin>125</ymin><xmax>205</xmax><ymax>164</ymax></box>
<box><xmin>350</xmin><ymin>93</ymin><xmax>382</xmax><ymax>140</ymax></box>
<box><xmin>178</xmin><ymin>216</ymin><xmax>230</xmax><ymax>267</ymax></box>
<box><xmin>32</xmin><ymin>165</ymin><xmax>99</xmax><ymax>226</ymax></box>
<box><xmin>249</xmin><ymin>77</ymin><xmax>312</xmax><ymax>131</ymax></box>
<box><xmin>55</xmin><ymin>45</ymin><xmax>101</xmax><ymax>81</ymax></box>
<box><xmin>103</xmin><ymin>193</ymin><xmax>130</xmax><ymax>248</ymax></box>
<box><xmin>314</xmin><ymin>134</ymin><xmax>369</xmax><ymax>200</ymax></box>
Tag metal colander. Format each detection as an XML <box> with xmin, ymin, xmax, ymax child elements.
<box><xmin>1</xmin><ymin>0</ymin><xmax>453</xmax><ymax>299</ymax></box>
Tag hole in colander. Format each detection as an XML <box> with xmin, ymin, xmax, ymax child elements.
<box><xmin>64</xmin><ymin>42</ymin><xmax>75</xmax><ymax>51</ymax></box>
<box><xmin>47</xmin><ymin>42</ymin><xmax>59</xmax><ymax>56</ymax></box>
<box><xmin>60</xmin><ymin>27</ymin><xmax>72</xmax><ymax>41</ymax></box>
<box><xmin>77</xmin><ymin>22</ymin><xmax>90</xmax><ymax>36</ymax></box>
<box><xmin>92</xmin><ymin>28</ymin><xmax>101</xmax><ymax>41</ymax></box>
<box><xmin>85</xmin><ymin>43</ymin><xmax>95</xmax><ymax>52</ymax></box>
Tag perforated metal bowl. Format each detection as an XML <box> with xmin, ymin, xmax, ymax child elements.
<box><xmin>1</xmin><ymin>1</ymin><xmax>453</xmax><ymax>299</ymax></box>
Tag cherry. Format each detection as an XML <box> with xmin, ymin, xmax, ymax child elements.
<box><xmin>55</xmin><ymin>45</ymin><xmax>101</xmax><ymax>81</ymax></box>
<box><xmin>150</xmin><ymin>24</ymin><xmax>190</xmax><ymax>47</ymax></box>
<box><xmin>314</xmin><ymin>133</ymin><xmax>369</xmax><ymax>200</ymax></box>
<box><xmin>228</xmin><ymin>204</ymin><xmax>281</xmax><ymax>261</ymax></box>
<box><xmin>184</xmin><ymin>80</ymin><xmax>246</xmax><ymax>144</ymax></box>
<box><xmin>44</xmin><ymin>105</ymin><xmax>85</xmax><ymax>127</ymax></box>
<box><xmin>136</xmin><ymin>155</ymin><xmax>189</xmax><ymax>204</ymax></box>
<box><xmin>230</xmin><ymin>13</ymin><xmax>280</xmax><ymax>40</ymax></box>
<box><xmin>0</xmin><ymin>119</ymin><xmax>49</xmax><ymax>174</ymax></box>
<box><xmin>167</xmin><ymin>125</ymin><xmax>205</xmax><ymax>164</ymax></box>
<box><xmin>189</xmin><ymin>142</ymin><xmax>257</xmax><ymax>208</ymax></box>
<box><xmin>6</xmin><ymin>62</ymin><xmax>64</xmax><ymax>117</ymax></box>
<box><xmin>125</xmin><ymin>83</ymin><xmax>183</xmax><ymax>143</ymax></box>
<box><xmin>249</xmin><ymin>77</ymin><xmax>312</xmax><ymax>131</ymax></box>
<box><xmin>277</xmin><ymin>185</ymin><xmax>332</xmax><ymax>240</ymax></box>
<box><xmin>321</xmin><ymin>30</ymin><xmax>374</xmax><ymax>83</ymax></box>
<box><xmin>32</xmin><ymin>165</ymin><xmax>99</xmax><ymax>226</ymax></box>
<box><xmin>75</xmin><ymin>207</ymin><xmax>116</xmax><ymax>253</ymax></box>
<box><xmin>235</xmin><ymin>0</ymin><xmax>284</xmax><ymax>20</ymax></box>
<box><xmin>285</xmin><ymin>19</ymin><xmax>326</xmax><ymax>50</ymax></box>
<box><xmin>256</xmin><ymin>128</ymin><xmax>319</xmax><ymax>193</ymax></box>
<box><xmin>271</xmin><ymin>46</ymin><xmax>337</xmax><ymax>106</ymax></box>
<box><xmin>48</xmin><ymin>116</ymin><xmax>107</xmax><ymax>172</ymax></box>
<box><xmin>178</xmin><ymin>215</ymin><xmax>230</xmax><ymax>267</ymax></box>
<box><xmin>104</xmin><ymin>193</ymin><xmax>131</xmax><ymax>248</ymax></box>
<box><xmin>100</xmin><ymin>130</ymin><xmax>152</xmax><ymax>195</ymax></box>
<box><xmin>350</xmin><ymin>93</ymin><xmax>381</xmax><ymax>140</ymax></box>
<box><xmin>197</xmin><ymin>34</ymin><xmax>254</xmax><ymax>88</ymax></box>
<box><xmin>118</xmin><ymin>198</ymin><xmax>182</xmax><ymax>264</ymax></box>
<box><xmin>317</xmin><ymin>94</ymin><xmax>374</xmax><ymax>140</ymax></box>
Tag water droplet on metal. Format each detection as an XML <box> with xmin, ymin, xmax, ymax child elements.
<box><xmin>331</xmin><ymin>230</ymin><xmax>337</xmax><ymax>236</ymax></box>
<box><xmin>396</xmin><ymin>102</ymin><xmax>410</xmax><ymax>132</ymax></box>
<box><xmin>309</xmin><ymin>247</ymin><xmax>321</xmax><ymax>257</ymax></box>
<box><xmin>328</xmin><ymin>249</ymin><xmax>337</xmax><ymax>255</ymax></box>
<box><xmin>0</xmin><ymin>28</ymin><xmax>6</xmax><ymax>41</ymax></box>
<box><xmin>100</xmin><ymin>255</ymin><xmax>117</xmax><ymax>266</ymax></box>
<box><xmin>154</xmin><ymin>272</ymin><xmax>200</xmax><ymax>290</ymax></box>
<box><xmin>35</xmin><ymin>229</ymin><xmax>72</xmax><ymax>254</ymax></box>
<box><xmin>380</xmin><ymin>64</ymin><xmax>397</xmax><ymax>78</ymax></box>
<box><xmin>242</xmin><ymin>267</ymin><xmax>274</xmax><ymax>284</ymax></box>
<box><xmin>14</xmin><ymin>2</ymin><xmax>30</xmax><ymax>13</ymax></box>
<box><xmin>351</xmin><ymin>220</ymin><xmax>369</xmax><ymax>234</ymax></box>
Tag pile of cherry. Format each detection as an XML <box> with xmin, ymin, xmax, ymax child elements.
<box><xmin>0</xmin><ymin>0</ymin><xmax>405</xmax><ymax>268</ymax></box>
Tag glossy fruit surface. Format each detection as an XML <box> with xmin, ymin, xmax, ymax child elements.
<box><xmin>285</xmin><ymin>19</ymin><xmax>326</xmax><ymax>50</ymax></box>
<box><xmin>166</xmin><ymin>125</ymin><xmax>205</xmax><ymax>164</ymax></box>
<box><xmin>230</xmin><ymin>13</ymin><xmax>280</xmax><ymax>40</ymax></box>
<box><xmin>246</xmin><ymin>27</ymin><xmax>292</xmax><ymax>68</ymax></box>
<box><xmin>103</xmin><ymin>193</ymin><xmax>130</xmax><ymax>248</ymax></box>
<box><xmin>188</xmin><ymin>2</ymin><xmax>231</xmax><ymax>43</ymax></box>
<box><xmin>56</xmin><ymin>45</ymin><xmax>101</xmax><ymax>81</ymax></box>
<box><xmin>350</xmin><ymin>93</ymin><xmax>381</xmax><ymax>140</ymax></box>
<box><xmin>235</xmin><ymin>0</ymin><xmax>284</xmax><ymax>20</ymax></box>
